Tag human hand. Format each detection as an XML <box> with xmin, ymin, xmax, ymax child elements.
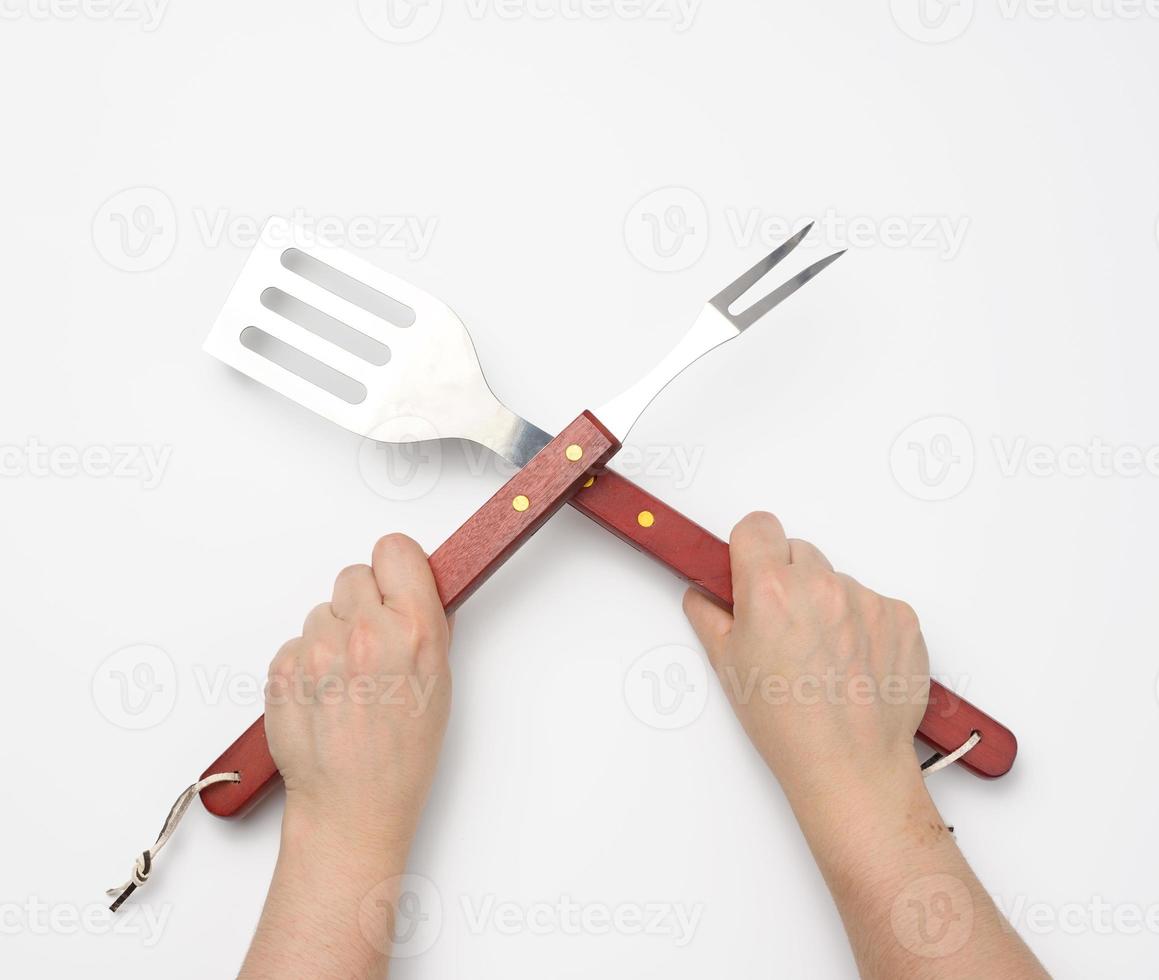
<box><xmin>264</xmin><ymin>533</ymin><xmax>452</xmax><ymax>854</ymax></box>
<box><xmin>682</xmin><ymin>513</ymin><xmax>1051</xmax><ymax>979</ymax></box>
<box><xmin>682</xmin><ymin>511</ymin><xmax>929</xmax><ymax>809</ymax></box>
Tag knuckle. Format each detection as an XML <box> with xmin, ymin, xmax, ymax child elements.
<box><xmin>268</xmin><ymin>639</ymin><xmax>299</xmax><ymax>679</ymax></box>
<box><xmin>892</xmin><ymin>599</ymin><xmax>921</xmax><ymax>632</ymax></box>
<box><xmin>303</xmin><ymin>602</ymin><xmax>331</xmax><ymax>631</ymax></box>
<box><xmin>743</xmin><ymin>566</ymin><xmax>790</xmax><ymax>608</ymax></box>
<box><xmin>345</xmin><ymin>618</ymin><xmax>384</xmax><ymax>671</ymax></box>
<box><xmin>400</xmin><ymin>616</ymin><xmax>433</xmax><ymax>656</ymax></box>
<box><xmin>335</xmin><ymin>563</ymin><xmax>372</xmax><ymax>589</ymax></box>
<box><xmin>814</xmin><ymin>571</ymin><xmax>849</xmax><ymax>611</ymax></box>
<box><xmin>373</xmin><ymin>532</ymin><xmax>420</xmax><ymax>568</ymax></box>
<box><xmin>303</xmin><ymin>638</ymin><xmax>336</xmax><ymax>676</ymax></box>
<box><xmin>735</xmin><ymin>510</ymin><xmax>784</xmax><ymax>543</ymax></box>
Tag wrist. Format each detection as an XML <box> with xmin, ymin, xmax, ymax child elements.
<box><xmin>787</xmin><ymin>747</ymin><xmax>959</xmax><ymax>902</ymax></box>
<box><xmin>784</xmin><ymin>747</ymin><xmax>938</xmax><ymax>862</ymax></box>
<box><xmin>280</xmin><ymin>802</ymin><xmax>416</xmax><ymax>881</ymax></box>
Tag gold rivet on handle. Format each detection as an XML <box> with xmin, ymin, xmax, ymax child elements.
<box><xmin>565</xmin><ymin>444</ymin><xmax>583</xmax><ymax>462</ymax></box>
<box><xmin>637</xmin><ymin>510</ymin><xmax>655</xmax><ymax>528</ymax></box>
<box><xmin>583</xmin><ymin>476</ymin><xmax>595</xmax><ymax>488</ymax></box>
<box><xmin>512</xmin><ymin>494</ymin><xmax>530</xmax><ymax>512</ymax></box>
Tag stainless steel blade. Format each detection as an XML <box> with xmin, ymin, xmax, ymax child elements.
<box><xmin>205</xmin><ymin>217</ymin><xmax>841</xmax><ymax>463</ymax></box>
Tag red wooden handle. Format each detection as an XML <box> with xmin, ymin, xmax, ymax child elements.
<box><xmin>570</xmin><ymin>471</ymin><xmax>1017</xmax><ymax>778</ymax></box>
<box><xmin>200</xmin><ymin>411</ymin><xmax>620</xmax><ymax>816</ymax></box>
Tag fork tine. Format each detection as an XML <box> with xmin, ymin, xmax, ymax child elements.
<box><xmin>727</xmin><ymin>248</ymin><xmax>846</xmax><ymax>332</ymax></box>
<box><xmin>709</xmin><ymin>221</ymin><xmax>815</xmax><ymax>313</ymax></box>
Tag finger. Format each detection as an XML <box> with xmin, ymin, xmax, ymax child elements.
<box><xmin>731</xmin><ymin>511</ymin><xmax>790</xmax><ymax>569</ymax></box>
<box><xmin>303</xmin><ymin>601</ymin><xmax>340</xmax><ymax>637</ymax></box>
<box><xmin>267</xmin><ymin>638</ymin><xmax>301</xmax><ymax>682</ymax></box>
<box><xmin>331</xmin><ymin>563</ymin><xmax>382</xmax><ymax>621</ymax></box>
<box><xmin>372</xmin><ymin>533</ymin><xmax>445</xmax><ymax>622</ymax></box>
<box><xmin>265</xmin><ymin>638</ymin><xmax>303</xmax><ymax>719</ymax></box>
<box><xmin>788</xmin><ymin>538</ymin><xmax>833</xmax><ymax>571</ymax></box>
<box><xmin>729</xmin><ymin>511</ymin><xmax>790</xmax><ymax>613</ymax></box>
<box><xmin>682</xmin><ymin>588</ymin><xmax>733</xmax><ymax>665</ymax></box>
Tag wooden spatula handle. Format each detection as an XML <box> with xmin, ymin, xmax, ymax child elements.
<box><xmin>200</xmin><ymin>411</ymin><xmax>620</xmax><ymax>817</ymax></box>
<box><xmin>569</xmin><ymin>471</ymin><xmax>1017</xmax><ymax>778</ymax></box>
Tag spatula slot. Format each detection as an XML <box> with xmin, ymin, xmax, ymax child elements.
<box><xmin>260</xmin><ymin>287</ymin><xmax>391</xmax><ymax>366</ymax></box>
<box><xmin>239</xmin><ymin>326</ymin><xmax>368</xmax><ymax>405</ymax></box>
<box><xmin>280</xmin><ymin>248</ymin><xmax>416</xmax><ymax>329</ymax></box>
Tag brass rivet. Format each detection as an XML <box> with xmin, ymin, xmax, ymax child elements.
<box><xmin>512</xmin><ymin>494</ymin><xmax>530</xmax><ymax>512</ymax></box>
<box><xmin>565</xmin><ymin>443</ymin><xmax>584</xmax><ymax>462</ymax></box>
<box><xmin>583</xmin><ymin>476</ymin><xmax>595</xmax><ymax>488</ymax></box>
<box><xmin>637</xmin><ymin>510</ymin><xmax>655</xmax><ymax>528</ymax></box>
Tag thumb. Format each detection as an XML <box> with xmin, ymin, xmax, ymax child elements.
<box><xmin>682</xmin><ymin>587</ymin><xmax>733</xmax><ymax>666</ymax></box>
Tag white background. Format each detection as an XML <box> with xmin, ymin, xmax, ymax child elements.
<box><xmin>1</xmin><ymin>1</ymin><xmax>1157</xmax><ymax>976</ymax></box>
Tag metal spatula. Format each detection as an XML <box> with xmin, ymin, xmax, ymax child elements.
<box><xmin>205</xmin><ymin>217</ymin><xmax>836</xmax><ymax>466</ymax></box>
<box><xmin>202</xmin><ymin>218</ymin><xmax>1016</xmax><ymax>785</ymax></box>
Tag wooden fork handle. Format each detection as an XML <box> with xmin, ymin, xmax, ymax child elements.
<box><xmin>200</xmin><ymin>411</ymin><xmax>620</xmax><ymax>817</ymax></box>
<box><xmin>569</xmin><ymin>471</ymin><xmax>1018</xmax><ymax>778</ymax></box>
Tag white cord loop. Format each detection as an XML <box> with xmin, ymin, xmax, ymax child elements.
<box><xmin>920</xmin><ymin>730</ymin><xmax>982</xmax><ymax>778</ymax></box>
<box><xmin>107</xmin><ymin>771</ymin><xmax>240</xmax><ymax>913</ymax></box>
<box><xmin>103</xmin><ymin>734</ymin><xmax>981</xmax><ymax>911</ymax></box>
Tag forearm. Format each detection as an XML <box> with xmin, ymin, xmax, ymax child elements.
<box><xmin>240</xmin><ymin>813</ymin><xmax>413</xmax><ymax>980</ymax></box>
<box><xmin>788</xmin><ymin>754</ymin><xmax>1047</xmax><ymax>980</ymax></box>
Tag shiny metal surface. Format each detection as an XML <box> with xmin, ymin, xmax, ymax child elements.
<box><xmin>595</xmin><ymin>225</ymin><xmax>845</xmax><ymax>441</ymax></box>
<box><xmin>205</xmin><ymin>217</ymin><xmax>551</xmax><ymax>465</ymax></box>
<box><xmin>205</xmin><ymin>217</ymin><xmax>840</xmax><ymax>462</ymax></box>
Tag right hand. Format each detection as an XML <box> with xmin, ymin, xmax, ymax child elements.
<box><xmin>682</xmin><ymin>511</ymin><xmax>931</xmax><ymax>806</ymax></box>
<box><xmin>264</xmin><ymin>533</ymin><xmax>453</xmax><ymax>853</ymax></box>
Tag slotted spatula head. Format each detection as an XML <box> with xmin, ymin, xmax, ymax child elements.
<box><xmin>205</xmin><ymin>217</ymin><xmax>541</xmax><ymax>460</ymax></box>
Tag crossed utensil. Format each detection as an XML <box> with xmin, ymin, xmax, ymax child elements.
<box><xmin>108</xmin><ymin>216</ymin><xmax>1015</xmax><ymax>911</ymax></box>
